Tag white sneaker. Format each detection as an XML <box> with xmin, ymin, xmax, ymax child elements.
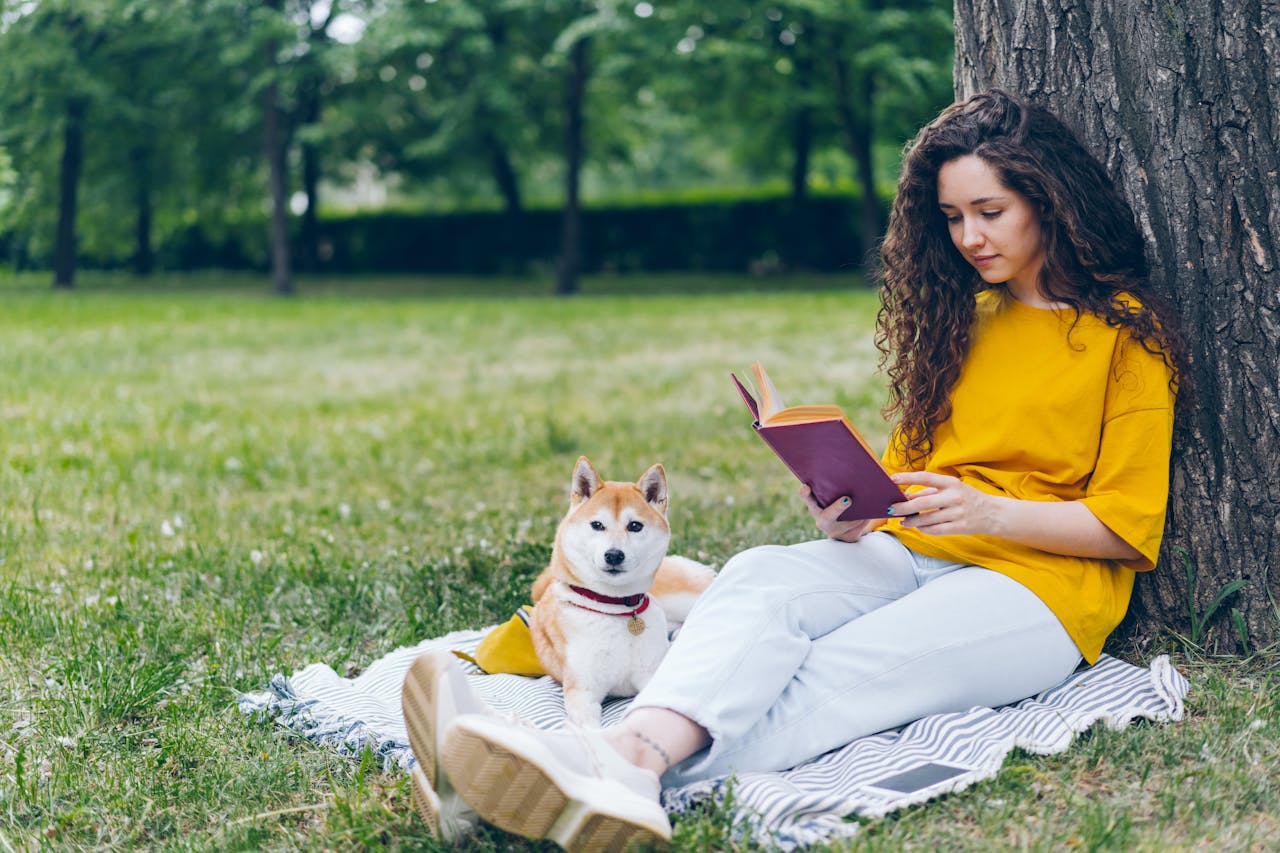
<box><xmin>400</xmin><ymin>649</ymin><xmax>489</xmax><ymax>841</ymax></box>
<box><xmin>442</xmin><ymin>714</ymin><xmax>671</xmax><ymax>852</ymax></box>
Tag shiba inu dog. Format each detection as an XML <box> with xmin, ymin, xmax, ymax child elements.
<box><xmin>530</xmin><ymin>456</ymin><xmax>715</xmax><ymax>726</ymax></box>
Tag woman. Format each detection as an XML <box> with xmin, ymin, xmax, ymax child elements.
<box><xmin>402</xmin><ymin>89</ymin><xmax>1186</xmax><ymax>849</ymax></box>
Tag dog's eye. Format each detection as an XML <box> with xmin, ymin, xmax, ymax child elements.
<box><xmin>626</xmin><ymin>521</ymin><xmax>644</xmax><ymax>533</ymax></box>
<box><xmin>590</xmin><ymin>521</ymin><xmax>605</xmax><ymax>531</ymax></box>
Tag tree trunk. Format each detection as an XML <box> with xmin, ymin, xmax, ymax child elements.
<box><xmin>781</xmin><ymin>104</ymin><xmax>814</xmax><ymax>271</ymax></box>
<box><xmin>53</xmin><ymin>98</ymin><xmax>86</xmax><ymax>289</ymax></box>
<box><xmin>300</xmin><ymin>138</ymin><xmax>320</xmax><ymax>272</ymax></box>
<box><xmin>299</xmin><ymin>82</ymin><xmax>321</xmax><ymax>272</ymax></box>
<box><xmin>853</xmin><ymin>72</ymin><xmax>884</xmax><ymax>263</ymax></box>
<box><xmin>833</xmin><ymin>57</ymin><xmax>885</xmax><ymax>264</ymax></box>
<box><xmin>264</xmin><ymin>77</ymin><xmax>292</xmax><ymax>294</ymax></box>
<box><xmin>266</xmin><ymin>75</ymin><xmax>293</xmax><ymax>295</ymax></box>
<box><xmin>555</xmin><ymin>35</ymin><xmax>588</xmax><ymax>297</ymax></box>
<box><xmin>488</xmin><ymin>135</ymin><xmax>523</xmax><ymax>215</ymax></box>
<box><xmin>790</xmin><ymin>49</ymin><xmax>814</xmax><ymax>207</ymax></box>
<box><xmin>482</xmin><ymin>15</ymin><xmax>522</xmax><ymax>216</ymax></box>
<box><xmin>132</xmin><ymin>145</ymin><xmax>154</xmax><ymax>276</ymax></box>
<box><xmin>789</xmin><ymin>107</ymin><xmax>812</xmax><ymax>206</ymax></box>
<box><xmin>954</xmin><ymin>0</ymin><xmax>1280</xmax><ymax>653</ymax></box>
<box><xmin>263</xmin><ymin>0</ymin><xmax>292</xmax><ymax>295</ymax></box>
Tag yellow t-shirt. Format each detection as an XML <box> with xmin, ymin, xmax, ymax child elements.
<box><xmin>881</xmin><ymin>288</ymin><xmax>1176</xmax><ymax>663</ymax></box>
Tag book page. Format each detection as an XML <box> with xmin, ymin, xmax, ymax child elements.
<box><xmin>752</xmin><ymin>361</ymin><xmax>784</xmax><ymax>419</ymax></box>
<box><xmin>761</xmin><ymin>404</ymin><xmax>847</xmax><ymax>426</ymax></box>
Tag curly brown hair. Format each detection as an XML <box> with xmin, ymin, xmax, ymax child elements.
<box><xmin>877</xmin><ymin>89</ymin><xmax>1187</xmax><ymax>467</ymax></box>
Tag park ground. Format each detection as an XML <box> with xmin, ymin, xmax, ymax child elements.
<box><xmin>0</xmin><ymin>272</ymin><xmax>1276</xmax><ymax>850</ymax></box>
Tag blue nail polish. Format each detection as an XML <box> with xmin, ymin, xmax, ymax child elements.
<box><xmin>841</xmin><ymin>497</ymin><xmax>851</xmax><ymax>506</ymax></box>
<box><xmin>885</xmin><ymin>507</ymin><xmax>895</xmax><ymax>516</ymax></box>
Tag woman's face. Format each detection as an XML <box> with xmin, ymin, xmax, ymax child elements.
<box><xmin>936</xmin><ymin>154</ymin><xmax>1047</xmax><ymax>302</ymax></box>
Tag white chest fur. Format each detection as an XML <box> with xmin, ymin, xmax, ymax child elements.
<box><xmin>555</xmin><ymin>588</ymin><xmax>671</xmax><ymax>702</ymax></box>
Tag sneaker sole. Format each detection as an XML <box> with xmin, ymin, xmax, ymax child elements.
<box><xmin>402</xmin><ymin>654</ymin><xmax>446</xmax><ymax>788</ymax></box>
<box><xmin>408</xmin><ymin>764</ymin><xmax>444</xmax><ymax>839</ymax></box>
<box><xmin>442</xmin><ymin>723</ymin><xmax>669</xmax><ymax>852</ymax></box>
<box><xmin>401</xmin><ymin>650</ymin><xmax>477</xmax><ymax>841</ymax></box>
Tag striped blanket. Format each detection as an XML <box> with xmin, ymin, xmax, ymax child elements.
<box><xmin>238</xmin><ymin>630</ymin><xmax>1188</xmax><ymax>849</ymax></box>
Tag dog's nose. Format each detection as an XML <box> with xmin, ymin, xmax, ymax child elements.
<box><xmin>604</xmin><ymin>548</ymin><xmax>625</xmax><ymax>567</ymax></box>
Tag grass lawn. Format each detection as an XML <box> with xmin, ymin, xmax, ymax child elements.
<box><xmin>0</xmin><ymin>271</ymin><xmax>1276</xmax><ymax>851</ymax></box>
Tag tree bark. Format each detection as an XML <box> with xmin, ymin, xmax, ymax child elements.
<box><xmin>782</xmin><ymin>103</ymin><xmax>814</xmax><ymax>271</ymax></box>
<box><xmin>789</xmin><ymin>106</ymin><xmax>812</xmax><ymax>206</ymax></box>
<box><xmin>53</xmin><ymin>97</ymin><xmax>86</xmax><ymax>289</ymax></box>
<box><xmin>300</xmin><ymin>137</ymin><xmax>319</xmax><ymax>272</ymax></box>
<box><xmin>132</xmin><ymin>145</ymin><xmax>153</xmax><ymax>276</ymax></box>
<box><xmin>263</xmin><ymin>0</ymin><xmax>292</xmax><ymax>295</ymax></box>
<box><xmin>483</xmin><ymin>15</ymin><xmax>522</xmax><ymax>216</ymax></box>
<box><xmin>789</xmin><ymin>47</ymin><xmax>814</xmax><ymax>207</ymax></box>
<box><xmin>555</xmin><ymin>35</ymin><xmax>588</xmax><ymax>297</ymax></box>
<box><xmin>488</xmin><ymin>134</ymin><xmax>523</xmax><ymax>215</ymax></box>
<box><xmin>298</xmin><ymin>77</ymin><xmax>321</xmax><ymax>273</ymax></box>
<box><xmin>953</xmin><ymin>0</ymin><xmax>1280</xmax><ymax>653</ymax></box>
<box><xmin>833</xmin><ymin>56</ymin><xmax>886</xmax><ymax>264</ymax></box>
<box><xmin>264</xmin><ymin>0</ymin><xmax>294</xmax><ymax>295</ymax></box>
<box><xmin>264</xmin><ymin>75</ymin><xmax>292</xmax><ymax>294</ymax></box>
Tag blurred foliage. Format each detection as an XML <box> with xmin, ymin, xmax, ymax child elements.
<box><xmin>0</xmin><ymin>0</ymin><xmax>952</xmax><ymax>276</ymax></box>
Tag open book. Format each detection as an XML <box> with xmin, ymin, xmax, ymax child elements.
<box><xmin>732</xmin><ymin>362</ymin><xmax>907</xmax><ymax>521</ymax></box>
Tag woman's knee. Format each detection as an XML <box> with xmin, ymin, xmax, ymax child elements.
<box><xmin>711</xmin><ymin>540</ymin><xmax>858</xmax><ymax>595</ymax></box>
<box><xmin>714</xmin><ymin>544</ymin><xmax>794</xmax><ymax>588</ymax></box>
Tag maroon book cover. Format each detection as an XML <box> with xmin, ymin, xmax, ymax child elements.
<box><xmin>733</xmin><ymin>371</ymin><xmax>906</xmax><ymax>521</ymax></box>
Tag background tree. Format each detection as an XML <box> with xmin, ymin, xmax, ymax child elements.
<box><xmin>0</xmin><ymin>0</ymin><xmax>956</xmax><ymax>282</ymax></box>
<box><xmin>84</xmin><ymin>3</ymin><xmax>237</xmax><ymax>276</ymax></box>
<box><xmin>259</xmin><ymin>0</ymin><xmax>294</xmax><ymax>295</ymax></box>
<box><xmin>821</xmin><ymin>0</ymin><xmax>952</xmax><ymax>260</ymax></box>
<box><xmin>0</xmin><ymin>0</ymin><xmax>279</xmax><ymax>280</ymax></box>
<box><xmin>343</xmin><ymin>0</ymin><xmax>562</xmax><ymax>208</ymax></box>
<box><xmin>282</xmin><ymin>0</ymin><xmax>373</xmax><ymax>270</ymax></box>
<box><xmin>0</xmin><ymin>1</ymin><xmax>113</xmax><ymax>287</ymax></box>
<box><xmin>549</xmin><ymin>1</ymin><xmax>608</xmax><ymax>296</ymax></box>
<box><xmin>953</xmin><ymin>0</ymin><xmax>1279</xmax><ymax>652</ymax></box>
<box><xmin>662</xmin><ymin>0</ymin><xmax>951</xmax><ymax>264</ymax></box>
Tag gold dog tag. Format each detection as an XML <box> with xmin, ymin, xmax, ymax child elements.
<box><xmin>627</xmin><ymin>616</ymin><xmax>646</xmax><ymax>635</ymax></box>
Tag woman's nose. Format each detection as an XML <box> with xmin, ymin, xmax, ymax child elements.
<box><xmin>961</xmin><ymin>219</ymin><xmax>985</xmax><ymax>249</ymax></box>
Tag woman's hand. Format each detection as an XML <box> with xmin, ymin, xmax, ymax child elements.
<box><xmin>888</xmin><ymin>471</ymin><xmax>999</xmax><ymax>536</ymax></box>
<box><xmin>800</xmin><ymin>485</ymin><xmax>877</xmax><ymax>542</ymax></box>
<box><xmin>887</xmin><ymin>471</ymin><xmax>1142</xmax><ymax>560</ymax></box>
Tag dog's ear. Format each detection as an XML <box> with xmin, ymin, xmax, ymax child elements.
<box><xmin>637</xmin><ymin>463</ymin><xmax>668</xmax><ymax>515</ymax></box>
<box><xmin>571</xmin><ymin>456</ymin><xmax>601</xmax><ymax>507</ymax></box>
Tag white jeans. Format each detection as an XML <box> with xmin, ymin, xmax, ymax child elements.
<box><xmin>629</xmin><ymin>532</ymin><xmax>1082</xmax><ymax>787</ymax></box>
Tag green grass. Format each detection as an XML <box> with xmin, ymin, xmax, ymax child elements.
<box><xmin>0</xmin><ymin>271</ymin><xmax>1276</xmax><ymax>851</ymax></box>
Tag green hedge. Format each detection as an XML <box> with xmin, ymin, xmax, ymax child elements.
<box><xmin>304</xmin><ymin>194</ymin><xmax>875</xmax><ymax>275</ymax></box>
<box><xmin>5</xmin><ymin>191</ymin><xmax>884</xmax><ymax>275</ymax></box>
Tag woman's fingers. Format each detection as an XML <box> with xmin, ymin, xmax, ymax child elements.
<box><xmin>819</xmin><ymin>496</ymin><xmax>853</xmax><ymax>524</ymax></box>
<box><xmin>888</xmin><ymin>485</ymin><xmax>939</xmax><ymax>516</ymax></box>
<box><xmin>798</xmin><ymin>484</ymin><xmax>821</xmax><ymax>512</ymax></box>
<box><xmin>890</xmin><ymin>476</ymin><xmax>995</xmax><ymax>536</ymax></box>
<box><xmin>799</xmin><ymin>486</ymin><xmax>868</xmax><ymax>541</ymax></box>
<box><xmin>799</xmin><ymin>485</ymin><xmax>848</xmax><ymax>523</ymax></box>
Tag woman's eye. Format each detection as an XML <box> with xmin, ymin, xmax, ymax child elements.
<box><xmin>626</xmin><ymin>521</ymin><xmax>644</xmax><ymax>532</ymax></box>
<box><xmin>590</xmin><ymin>521</ymin><xmax>605</xmax><ymax>531</ymax></box>
<box><xmin>981</xmin><ymin>210</ymin><xmax>1002</xmax><ymax>218</ymax></box>
<box><xmin>943</xmin><ymin>214</ymin><xmax>961</xmax><ymax>224</ymax></box>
